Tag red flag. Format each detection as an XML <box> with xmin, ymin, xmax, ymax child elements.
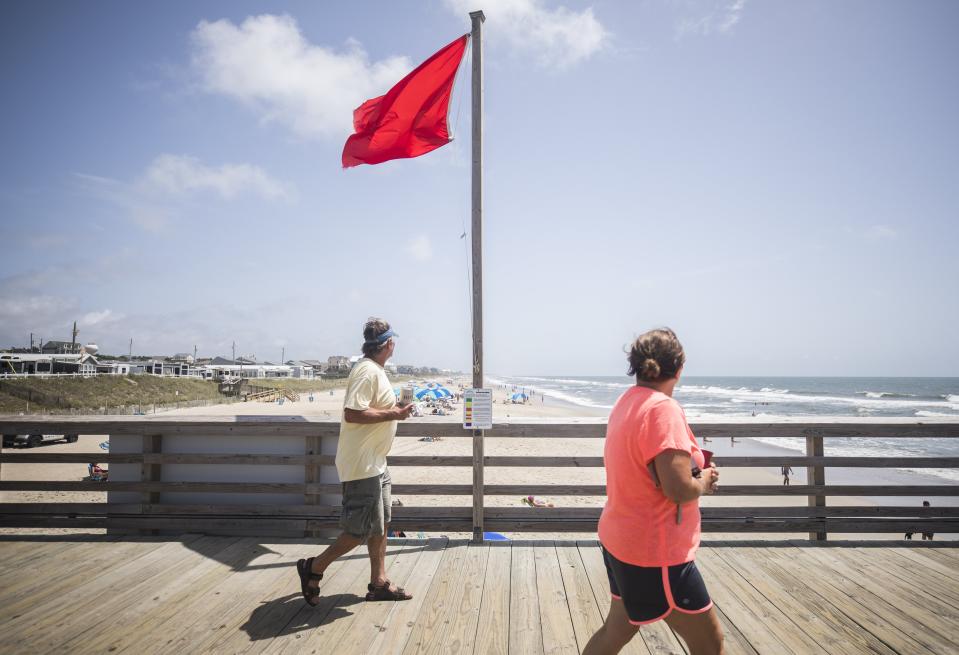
<box><xmin>342</xmin><ymin>35</ymin><xmax>469</xmax><ymax>168</ymax></box>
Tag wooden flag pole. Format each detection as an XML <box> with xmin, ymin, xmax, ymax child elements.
<box><xmin>469</xmin><ymin>9</ymin><xmax>485</xmax><ymax>544</ymax></box>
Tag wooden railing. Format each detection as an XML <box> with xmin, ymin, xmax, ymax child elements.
<box><xmin>0</xmin><ymin>417</ymin><xmax>957</xmax><ymax>540</ymax></box>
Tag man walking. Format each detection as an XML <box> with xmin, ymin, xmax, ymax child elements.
<box><xmin>781</xmin><ymin>465</ymin><xmax>793</xmax><ymax>486</ymax></box>
<box><xmin>297</xmin><ymin>318</ymin><xmax>415</xmax><ymax>606</ymax></box>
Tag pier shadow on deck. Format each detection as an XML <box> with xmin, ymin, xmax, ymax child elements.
<box><xmin>0</xmin><ymin>536</ymin><xmax>956</xmax><ymax>654</ymax></box>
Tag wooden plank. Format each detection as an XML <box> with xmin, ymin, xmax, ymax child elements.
<box><xmin>806</xmin><ymin>434</ymin><xmax>826</xmax><ymax>540</ymax></box>
<box><xmin>758</xmin><ymin>546</ymin><xmax>939</xmax><ymax>654</ymax></box>
<box><xmin>555</xmin><ymin>542</ymin><xmax>607</xmax><ymax>654</ymax></box>
<box><xmin>437</xmin><ymin>541</ymin><xmax>490</xmax><ymax>652</ymax></box>
<box><xmin>715</xmin><ymin>547</ymin><xmax>896</xmax><ymax>655</ymax></box>
<box><xmin>713</xmin><ymin>456</ymin><xmax>959</xmax><ymax>468</ymax></box>
<box><xmin>890</xmin><ymin>547</ymin><xmax>959</xmax><ymax>584</ymax></box>
<box><xmin>4</xmin><ymin>535</ymin><xmax>223</xmax><ymax>652</ymax></box>
<box><xmin>251</xmin><ymin>541</ymin><xmax>376</xmax><ymax>655</ymax></box>
<box><xmin>260</xmin><ymin>540</ymin><xmax>411</xmax><ymax>655</ymax></box>
<box><xmin>0</xmin><ymin>481</ymin><xmax>325</xmax><ymax>493</ymax></box>
<box><xmin>859</xmin><ymin>547</ymin><xmax>959</xmax><ymax>606</ymax></box>
<box><xmin>533</xmin><ymin>542</ymin><xmax>578</xmax><ymax>655</ymax></box>
<box><xmin>214</xmin><ymin>539</ymin><xmax>359</xmax><ymax>655</ymax></box>
<box><xmin>713</xmin><ymin>485</ymin><xmax>959</xmax><ymax>496</ymax></box>
<box><xmin>808</xmin><ymin>548</ymin><xmax>959</xmax><ymax>646</ymax></box>
<box><xmin>693</xmin><ymin>549</ymin><xmax>812</xmax><ymax>654</ymax></box>
<box><xmin>702</xmin><ymin>506</ymin><xmax>959</xmax><ymax>518</ymax></box>
<box><xmin>0</xmin><ymin>534</ymin><xmax>123</xmax><ymax>574</ymax></box>
<box><xmin>0</xmin><ymin>539</ymin><xmax>161</xmax><ymax>615</ymax></box>
<box><xmin>5</xmin><ymin>450</ymin><xmax>956</xmax><ymax>469</ymax></box>
<box><xmin>304</xmin><ymin>434</ymin><xmax>321</xmax><ymax>538</ymax></box>
<box><xmin>724</xmin><ymin>547</ymin><xmax>929</xmax><ymax>653</ymax></box>
<box><xmin>57</xmin><ymin>536</ymin><xmax>263</xmax><ymax>653</ymax></box>
<box><xmin>710</xmin><ymin>602</ymin><xmax>761</xmax><ymax>655</ymax></box>
<box><xmin>333</xmin><ymin>540</ymin><xmax>431</xmax><ymax>655</ymax></box>
<box><xmin>141</xmin><ymin>433</ymin><xmax>162</xmax><ymax>537</ymax></box>
<box><xmin>782</xmin><ymin>546</ymin><xmax>957</xmax><ymax>654</ymax></box>
<box><xmin>2</xmin><ymin>417</ymin><xmax>958</xmax><ymax>440</ymax></box>
<box><xmin>399</xmin><ymin>539</ymin><xmax>471</xmax><ymax>654</ymax></box>
<box><xmin>509</xmin><ymin>543</ymin><xmax>545</xmax><ymax>655</ymax></box>
<box><xmin>575</xmin><ymin>542</ymin><xmax>654</xmax><ymax>655</ymax></box>
<box><xmin>1</xmin><ymin>512</ymin><xmax>950</xmax><ymax>536</ymax></box>
<box><xmin>473</xmin><ymin>429</ymin><xmax>484</xmax><ymax>541</ymax></box>
<box><xmin>367</xmin><ymin>539</ymin><xmax>449</xmax><ymax>655</ymax></box>
<box><xmin>0</xmin><ymin>452</ymin><xmax>337</xmax><ymax>465</ymax></box>
<box><xmin>110</xmin><ymin>539</ymin><xmax>311</xmax><ymax>654</ymax></box>
<box><xmin>472</xmin><ymin>542</ymin><xmax>511</xmax><ymax>655</ymax></box>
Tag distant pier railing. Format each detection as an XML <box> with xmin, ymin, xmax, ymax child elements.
<box><xmin>0</xmin><ymin>417</ymin><xmax>957</xmax><ymax>540</ymax></box>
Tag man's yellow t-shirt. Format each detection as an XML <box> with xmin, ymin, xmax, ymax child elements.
<box><xmin>335</xmin><ymin>358</ymin><xmax>397</xmax><ymax>482</ymax></box>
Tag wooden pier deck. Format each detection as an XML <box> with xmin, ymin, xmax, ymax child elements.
<box><xmin>0</xmin><ymin>536</ymin><xmax>956</xmax><ymax>654</ymax></box>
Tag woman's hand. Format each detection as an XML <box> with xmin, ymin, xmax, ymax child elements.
<box><xmin>700</xmin><ymin>465</ymin><xmax>719</xmax><ymax>495</ymax></box>
<box><xmin>654</xmin><ymin>451</ymin><xmax>715</xmax><ymax>504</ymax></box>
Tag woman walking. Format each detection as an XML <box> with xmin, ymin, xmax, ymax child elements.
<box><xmin>584</xmin><ymin>328</ymin><xmax>723</xmax><ymax>655</ymax></box>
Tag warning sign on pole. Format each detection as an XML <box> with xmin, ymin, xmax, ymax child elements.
<box><xmin>463</xmin><ymin>388</ymin><xmax>493</xmax><ymax>430</ymax></box>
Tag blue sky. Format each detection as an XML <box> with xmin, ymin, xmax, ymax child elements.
<box><xmin>1</xmin><ymin>1</ymin><xmax>957</xmax><ymax>376</ymax></box>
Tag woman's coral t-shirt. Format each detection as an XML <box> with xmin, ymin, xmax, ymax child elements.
<box><xmin>598</xmin><ymin>386</ymin><xmax>705</xmax><ymax>567</ymax></box>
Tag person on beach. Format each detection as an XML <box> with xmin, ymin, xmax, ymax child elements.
<box><xmin>296</xmin><ymin>318</ymin><xmax>415</xmax><ymax>607</ymax></box>
<box><xmin>584</xmin><ymin>328</ymin><xmax>723</xmax><ymax>655</ymax></box>
<box><xmin>921</xmin><ymin>500</ymin><xmax>934</xmax><ymax>540</ymax></box>
<box><xmin>781</xmin><ymin>466</ymin><xmax>793</xmax><ymax>486</ymax></box>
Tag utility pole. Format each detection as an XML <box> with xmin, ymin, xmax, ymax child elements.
<box><xmin>129</xmin><ymin>338</ymin><xmax>133</xmax><ymax>360</ymax></box>
<box><xmin>281</xmin><ymin>346</ymin><xmax>285</xmax><ymax>366</ymax></box>
<box><xmin>30</xmin><ymin>333</ymin><xmax>33</xmax><ymax>352</ymax></box>
<box><xmin>71</xmin><ymin>321</ymin><xmax>79</xmax><ymax>350</ymax></box>
<box><xmin>469</xmin><ymin>9</ymin><xmax>485</xmax><ymax>544</ymax></box>
<box><xmin>232</xmin><ymin>341</ymin><xmax>236</xmax><ymax>374</ymax></box>
<box><xmin>193</xmin><ymin>344</ymin><xmax>197</xmax><ymax>363</ymax></box>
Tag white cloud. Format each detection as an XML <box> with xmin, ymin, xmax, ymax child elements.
<box><xmin>676</xmin><ymin>0</ymin><xmax>748</xmax><ymax>38</ymax></box>
<box><xmin>75</xmin><ymin>154</ymin><xmax>291</xmax><ymax>232</ymax></box>
<box><xmin>80</xmin><ymin>309</ymin><xmax>121</xmax><ymax>326</ymax></box>
<box><xmin>406</xmin><ymin>235</ymin><xmax>433</xmax><ymax>262</ymax></box>
<box><xmin>444</xmin><ymin>0</ymin><xmax>607</xmax><ymax>69</ymax></box>
<box><xmin>139</xmin><ymin>154</ymin><xmax>291</xmax><ymax>200</ymax></box>
<box><xmin>191</xmin><ymin>14</ymin><xmax>412</xmax><ymax>140</ymax></box>
<box><xmin>867</xmin><ymin>225</ymin><xmax>897</xmax><ymax>240</ymax></box>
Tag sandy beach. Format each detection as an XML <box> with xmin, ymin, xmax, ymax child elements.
<box><xmin>5</xmin><ymin>374</ymin><xmax>953</xmax><ymax>541</ymax></box>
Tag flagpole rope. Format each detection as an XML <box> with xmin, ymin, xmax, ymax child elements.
<box><xmin>456</xmin><ymin>39</ymin><xmax>474</xmax><ymax>332</ymax></box>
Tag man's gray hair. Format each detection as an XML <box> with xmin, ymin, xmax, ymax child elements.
<box><xmin>361</xmin><ymin>317</ymin><xmax>392</xmax><ymax>357</ymax></box>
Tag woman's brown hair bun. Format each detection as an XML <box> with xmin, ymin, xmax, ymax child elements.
<box><xmin>627</xmin><ymin>328</ymin><xmax>685</xmax><ymax>382</ymax></box>
<box><xmin>640</xmin><ymin>358</ymin><xmax>661</xmax><ymax>380</ymax></box>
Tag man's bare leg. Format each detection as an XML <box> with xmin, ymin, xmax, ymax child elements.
<box><xmin>368</xmin><ymin>525</ymin><xmax>389</xmax><ymax>586</ymax></box>
<box><xmin>308</xmin><ymin>532</ymin><xmax>363</xmax><ymax>592</ymax></box>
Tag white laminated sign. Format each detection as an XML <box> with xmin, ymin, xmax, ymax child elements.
<box><xmin>462</xmin><ymin>388</ymin><xmax>493</xmax><ymax>430</ymax></box>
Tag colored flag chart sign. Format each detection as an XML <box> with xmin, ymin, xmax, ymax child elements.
<box><xmin>463</xmin><ymin>388</ymin><xmax>493</xmax><ymax>430</ymax></box>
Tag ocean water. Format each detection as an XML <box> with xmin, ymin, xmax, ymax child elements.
<box><xmin>488</xmin><ymin>375</ymin><xmax>959</xmax><ymax>482</ymax></box>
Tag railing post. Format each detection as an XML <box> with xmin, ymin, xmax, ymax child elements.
<box><xmin>473</xmin><ymin>429</ymin><xmax>484</xmax><ymax>542</ymax></box>
<box><xmin>140</xmin><ymin>433</ymin><xmax>162</xmax><ymax>535</ymax></box>
<box><xmin>805</xmin><ymin>432</ymin><xmax>826</xmax><ymax>541</ymax></box>
<box><xmin>305</xmin><ymin>434</ymin><xmax>321</xmax><ymax>538</ymax></box>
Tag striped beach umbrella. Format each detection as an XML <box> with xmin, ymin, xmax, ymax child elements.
<box><xmin>415</xmin><ymin>386</ymin><xmax>451</xmax><ymax>400</ymax></box>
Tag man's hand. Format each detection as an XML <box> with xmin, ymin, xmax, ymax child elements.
<box><xmin>393</xmin><ymin>403</ymin><xmax>416</xmax><ymax>420</ymax></box>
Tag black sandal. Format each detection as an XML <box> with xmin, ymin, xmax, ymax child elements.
<box><xmin>366</xmin><ymin>580</ymin><xmax>413</xmax><ymax>601</ymax></box>
<box><xmin>296</xmin><ymin>557</ymin><xmax>323</xmax><ymax>606</ymax></box>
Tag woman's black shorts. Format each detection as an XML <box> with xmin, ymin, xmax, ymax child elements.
<box><xmin>602</xmin><ymin>546</ymin><xmax>713</xmax><ymax>624</ymax></box>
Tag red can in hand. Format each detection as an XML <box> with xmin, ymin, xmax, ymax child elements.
<box><xmin>702</xmin><ymin>449</ymin><xmax>714</xmax><ymax>468</ymax></box>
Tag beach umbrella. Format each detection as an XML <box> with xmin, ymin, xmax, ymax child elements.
<box><xmin>414</xmin><ymin>387</ymin><xmax>445</xmax><ymax>400</ymax></box>
<box><xmin>415</xmin><ymin>383</ymin><xmax>453</xmax><ymax>400</ymax></box>
<box><xmin>511</xmin><ymin>392</ymin><xmax>528</xmax><ymax>402</ymax></box>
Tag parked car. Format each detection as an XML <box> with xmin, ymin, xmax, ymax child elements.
<box><xmin>2</xmin><ymin>434</ymin><xmax>78</xmax><ymax>448</ymax></box>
